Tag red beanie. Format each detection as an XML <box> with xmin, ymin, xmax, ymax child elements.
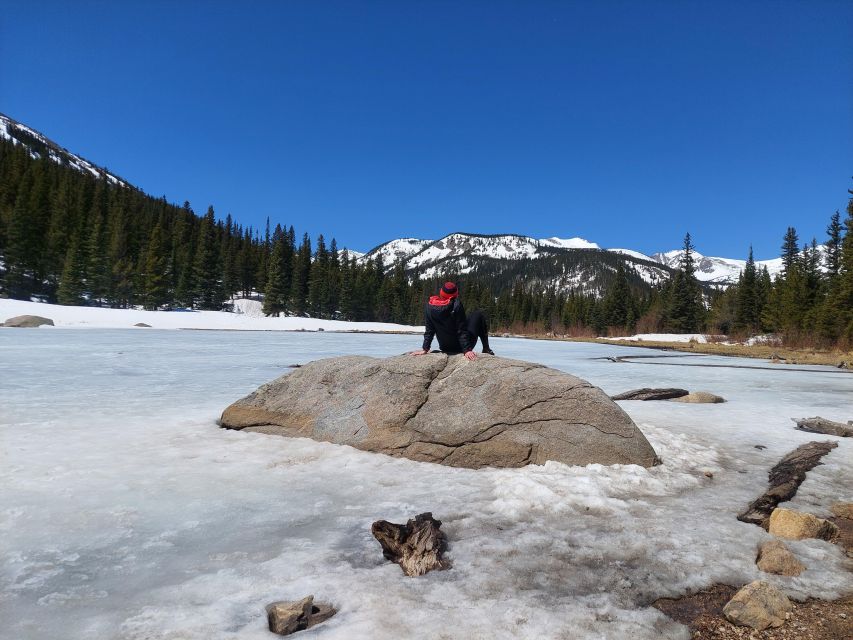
<box><xmin>439</xmin><ymin>282</ymin><xmax>459</xmax><ymax>300</ymax></box>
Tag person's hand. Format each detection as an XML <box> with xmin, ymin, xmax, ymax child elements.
<box><xmin>410</xmin><ymin>349</ymin><xmax>429</xmax><ymax>356</ymax></box>
<box><xmin>464</xmin><ymin>350</ymin><xmax>477</xmax><ymax>361</ymax></box>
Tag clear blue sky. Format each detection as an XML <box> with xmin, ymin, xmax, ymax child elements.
<box><xmin>2</xmin><ymin>1</ymin><xmax>851</xmax><ymax>258</ymax></box>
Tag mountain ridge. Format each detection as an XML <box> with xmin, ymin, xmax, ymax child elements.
<box><xmin>0</xmin><ymin>112</ymin><xmax>128</xmax><ymax>188</ymax></box>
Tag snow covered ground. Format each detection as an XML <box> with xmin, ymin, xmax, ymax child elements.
<box><xmin>0</xmin><ymin>331</ymin><xmax>850</xmax><ymax>639</ymax></box>
<box><xmin>601</xmin><ymin>333</ymin><xmax>711</xmax><ymax>344</ymax></box>
<box><xmin>0</xmin><ymin>298</ymin><xmax>423</xmax><ymax>333</ymax></box>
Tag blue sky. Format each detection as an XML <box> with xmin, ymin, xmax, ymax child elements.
<box><xmin>2</xmin><ymin>1</ymin><xmax>851</xmax><ymax>258</ymax></box>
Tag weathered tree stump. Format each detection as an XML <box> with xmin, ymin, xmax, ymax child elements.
<box><xmin>266</xmin><ymin>595</ymin><xmax>336</xmax><ymax>636</ymax></box>
<box><xmin>792</xmin><ymin>416</ymin><xmax>852</xmax><ymax>437</ymax></box>
<box><xmin>371</xmin><ymin>512</ymin><xmax>450</xmax><ymax>576</ymax></box>
<box><xmin>611</xmin><ymin>388</ymin><xmax>689</xmax><ymax>401</ymax></box>
<box><xmin>737</xmin><ymin>441</ymin><xmax>838</xmax><ymax>527</ymax></box>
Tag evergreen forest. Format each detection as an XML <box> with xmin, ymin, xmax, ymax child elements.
<box><xmin>1</xmin><ymin>136</ymin><xmax>851</xmax><ymax>348</ymax></box>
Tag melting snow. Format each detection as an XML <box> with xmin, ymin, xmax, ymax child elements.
<box><xmin>1</xmin><ymin>331</ymin><xmax>850</xmax><ymax>639</ymax></box>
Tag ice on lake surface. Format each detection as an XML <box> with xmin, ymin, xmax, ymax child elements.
<box><xmin>1</xmin><ymin>330</ymin><xmax>851</xmax><ymax>639</ymax></box>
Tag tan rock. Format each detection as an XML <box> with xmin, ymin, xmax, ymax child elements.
<box><xmin>266</xmin><ymin>595</ymin><xmax>335</xmax><ymax>635</ymax></box>
<box><xmin>756</xmin><ymin>540</ymin><xmax>805</xmax><ymax>576</ymax></box>
<box><xmin>669</xmin><ymin>391</ymin><xmax>726</xmax><ymax>404</ymax></box>
<box><xmin>768</xmin><ymin>508</ymin><xmax>839</xmax><ymax>542</ymax></box>
<box><xmin>830</xmin><ymin>502</ymin><xmax>853</xmax><ymax>519</ymax></box>
<box><xmin>220</xmin><ymin>354</ymin><xmax>659</xmax><ymax>469</ymax></box>
<box><xmin>723</xmin><ymin>580</ymin><xmax>792</xmax><ymax>630</ymax></box>
<box><xmin>1</xmin><ymin>315</ymin><xmax>54</xmax><ymax>328</ymax></box>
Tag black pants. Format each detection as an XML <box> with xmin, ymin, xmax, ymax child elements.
<box><xmin>466</xmin><ymin>309</ymin><xmax>491</xmax><ymax>351</ymax></box>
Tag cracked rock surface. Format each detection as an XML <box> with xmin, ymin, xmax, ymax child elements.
<box><xmin>219</xmin><ymin>353</ymin><xmax>659</xmax><ymax>469</ymax></box>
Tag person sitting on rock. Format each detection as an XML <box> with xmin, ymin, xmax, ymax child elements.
<box><xmin>410</xmin><ymin>281</ymin><xmax>494</xmax><ymax>361</ymax></box>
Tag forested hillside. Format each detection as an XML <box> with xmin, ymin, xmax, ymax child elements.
<box><xmin>1</xmin><ymin>124</ymin><xmax>851</xmax><ymax>347</ymax></box>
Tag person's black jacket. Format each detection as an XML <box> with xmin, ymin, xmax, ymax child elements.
<box><xmin>422</xmin><ymin>297</ymin><xmax>472</xmax><ymax>353</ymax></box>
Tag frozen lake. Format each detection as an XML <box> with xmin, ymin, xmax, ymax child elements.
<box><xmin>1</xmin><ymin>330</ymin><xmax>851</xmax><ymax>639</ymax></box>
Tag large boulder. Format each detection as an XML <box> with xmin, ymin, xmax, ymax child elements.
<box><xmin>2</xmin><ymin>315</ymin><xmax>54</xmax><ymax>328</ymax></box>
<box><xmin>220</xmin><ymin>354</ymin><xmax>659</xmax><ymax>469</ymax></box>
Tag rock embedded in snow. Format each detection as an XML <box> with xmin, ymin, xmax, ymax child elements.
<box><xmin>610</xmin><ymin>388</ymin><xmax>689</xmax><ymax>401</ymax></box>
<box><xmin>266</xmin><ymin>596</ymin><xmax>336</xmax><ymax>635</ymax></box>
<box><xmin>830</xmin><ymin>503</ymin><xmax>853</xmax><ymax>519</ymax></box>
<box><xmin>371</xmin><ymin>512</ymin><xmax>449</xmax><ymax>577</ymax></box>
<box><xmin>134</xmin><ymin>322</ymin><xmax>151</xmax><ymax>328</ymax></box>
<box><xmin>756</xmin><ymin>540</ymin><xmax>805</xmax><ymax>576</ymax></box>
<box><xmin>722</xmin><ymin>580</ymin><xmax>792</xmax><ymax>630</ymax></box>
<box><xmin>669</xmin><ymin>391</ymin><xmax>726</xmax><ymax>404</ymax></box>
<box><xmin>2</xmin><ymin>314</ymin><xmax>54</xmax><ymax>328</ymax></box>
<box><xmin>793</xmin><ymin>416</ymin><xmax>853</xmax><ymax>438</ymax></box>
<box><xmin>768</xmin><ymin>508</ymin><xmax>839</xmax><ymax>542</ymax></box>
<box><xmin>220</xmin><ymin>354</ymin><xmax>659</xmax><ymax>469</ymax></box>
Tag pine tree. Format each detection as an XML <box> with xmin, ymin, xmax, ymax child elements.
<box><xmin>56</xmin><ymin>232</ymin><xmax>86</xmax><ymax>305</ymax></box>
<box><xmin>734</xmin><ymin>246</ymin><xmax>758</xmax><ymax>332</ymax></box>
<box><xmin>781</xmin><ymin>227</ymin><xmax>800</xmax><ymax>275</ymax></box>
<box><xmin>292</xmin><ymin>233</ymin><xmax>311</xmax><ymax>315</ymax></box>
<box><xmin>826</xmin><ymin>210</ymin><xmax>843</xmax><ymax>278</ymax></box>
<box><xmin>192</xmin><ymin>206</ymin><xmax>224</xmax><ymax>309</ymax></box>
<box><xmin>143</xmin><ymin>221</ymin><xmax>171</xmax><ymax>309</ymax></box>
<box><xmin>262</xmin><ymin>225</ymin><xmax>288</xmax><ymax>316</ymax></box>
<box><xmin>665</xmin><ymin>233</ymin><xmax>705</xmax><ymax>332</ymax></box>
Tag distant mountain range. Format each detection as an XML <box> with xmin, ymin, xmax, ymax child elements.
<box><xmin>3</xmin><ymin>111</ymin><xmax>816</xmax><ymax>297</ymax></box>
<box><xmin>358</xmin><ymin>233</ymin><xmax>810</xmax><ymax>294</ymax></box>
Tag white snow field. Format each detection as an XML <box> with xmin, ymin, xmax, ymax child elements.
<box><xmin>0</xmin><ymin>298</ymin><xmax>423</xmax><ymax>333</ymax></box>
<box><xmin>1</xmin><ymin>331</ymin><xmax>851</xmax><ymax>639</ymax></box>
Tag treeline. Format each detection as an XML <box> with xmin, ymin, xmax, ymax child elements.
<box><xmin>709</xmin><ymin>199</ymin><xmax>853</xmax><ymax>346</ymax></box>
<box><xmin>0</xmin><ymin>136</ymin><xmax>406</xmax><ymax>318</ymax></box>
<box><xmin>2</xmin><ymin>133</ymin><xmax>852</xmax><ymax>348</ymax></box>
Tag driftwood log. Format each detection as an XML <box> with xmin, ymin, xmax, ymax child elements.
<box><xmin>611</xmin><ymin>388</ymin><xmax>689</xmax><ymax>401</ymax></box>
<box><xmin>738</xmin><ymin>441</ymin><xmax>838</xmax><ymax>527</ymax></box>
<box><xmin>793</xmin><ymin>417</ymin><xmax>853</xmax><ymax>438</ymax></box>
<box><xmin>371</xmin><ymin>512</ymin><xmax>449</xmax><ymax>576</ymax></box>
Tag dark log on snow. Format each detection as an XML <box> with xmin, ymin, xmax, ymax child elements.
<box><xmin>611</xmin><ymin>388</ymin><xmax>689</xmax><ymax>401</ymax></box>
<box><xmin>371</xmin><ymin>512</ymin><xmax>449</xmax><ymax>576</ymax></box>
<box><xmin>737</xmin><ymin>441</ymin><xmax>838</xmax><ymax>528</ymax></box>
<box><xmin>792</xmin><ymin>417</ymin><xmax>853</xmax><ymax>438</ymax></box>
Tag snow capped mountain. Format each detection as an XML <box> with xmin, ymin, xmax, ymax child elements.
<box><xmin>0</xmin><ymin>112</ymin><xmax>127</xmax><ymax>187</ymax></box>
<box><xmin>360</xmin><ymin>232</ymin><xmax>831</xmax><ymax>294</ymax></box>
<box><xmin>361</xmin><ymin>233</ymin><xmax>672</xmax><ymax>294</ymax></box>
<box><xmin>647</xmin><ymin>248</ymin><xmax>827</xmax><ymax>285</ymax></box>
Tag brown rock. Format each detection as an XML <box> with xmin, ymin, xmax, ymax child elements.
<box><xmin>220</xmin><ymin>354</ymin><xmax>659</xmax><ymax>469</ymax></box>
<box><xmin>371</xmin><ymin>512</ymin><xmax>449</xmax><ymax>577</ymax></box>
<box><xmin>669</xmin><ymin>391</ymin><xmax>726</xmax><ymax>404</ymax></box>
<box><xmin>266</xmin><ymin>595</ymin><xmax>335</xmax><ymax>635</ymax></box>
<box><xmin>830</xmin><ymin>502</ymin><xmax>853</xmax><ymax>520</ymax></box>
<box><xmin>722</xmin><ymin>580</ymin><xmax>792</xmax><ymax>630</ymax></box>
<box><xmin>756</xmin><ymin>540</ymin><xmax>805</xmax><ymax>576</ymax></box>
<box><xmin>1</xmin><ymin>315</ymin><xmax>54</xmax><ymax>328</ymax></box>
<box><xmin>610</xmin><ymin>387</ymin><xmax>689</xmax><ymax>401</ymax></box>
<box><xmin>768</xmin><ymin>508</ymin><xmax>839</xmax><ymax>542</ymax></box>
